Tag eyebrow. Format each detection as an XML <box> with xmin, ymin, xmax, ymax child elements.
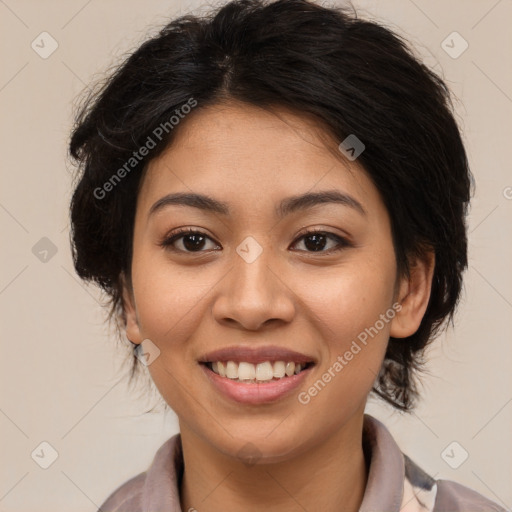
<box><xmin>148</xmin><ymin>190</ymin><xmax>366</xmax><ymax>219</ymax></box>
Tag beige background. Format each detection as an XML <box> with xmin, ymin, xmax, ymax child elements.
<box><xmin>0</xmin><ymin>0</ymin><xmax>511</xmax><ymax>510</ymax></box>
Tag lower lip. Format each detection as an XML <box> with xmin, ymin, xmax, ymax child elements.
<box><xmin>200</xmin><ymin>363</ymin><xmax>313</xmax><ymax>405</ymax></box>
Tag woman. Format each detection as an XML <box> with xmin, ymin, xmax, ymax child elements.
<box><xmin>68</xmin><ymin>0</ymin><xmax>507</xmax><ymax>510</ymax></box>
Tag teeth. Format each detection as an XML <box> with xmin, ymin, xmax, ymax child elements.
<box><xmin>273</xmin><ymin>361</ymin><xmax>286</xmax><ymax>378</ymax></box>
<box><xmin>285</xmin><ymin>362</ymin><xmax>295</xmax><ymax>376</ymax></box>
<box><xmin>256</xmin><ymin>362</ymin><xmax>274</xmax><ymax>381</ymax></box>
<box><xmin>217</xmin><ymin>361</ymin><xmax>226</xmax><ymax>377</ymax></box>
<box><xmin>226</xmin><ymin>361</ymin><xmax>238</xmax><ymax>379</ymax></box>
<box><xmin>238</xmin><ymin>362</ymin><xmax>256</xmax><ymax>380</ymax></box>
<box><xmin>209</xmin><ymin>360</ymin><xmax>308</xmax><ymax>382</ymax></box>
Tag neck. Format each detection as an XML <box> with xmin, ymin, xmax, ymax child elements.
<box><xmin>179</xmin><ymin>413</ymin><xmax>369</xmax><ymax>512</ymax></box>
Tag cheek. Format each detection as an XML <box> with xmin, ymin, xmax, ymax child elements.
<box><xmin>295</xmin><ymin>271</ymin><xmax>395</xmax><ymax>428</ymax></box>
<box><xmin>130</xmin><ymin>255</ymin><xmax>212</xmax><ymax>413</ymax></box>
<box><xmin>130</xmin><ymin>250</ymin><xmax>214</xmax><ymax>343</ymax></box>
<box><xmin>298</xmin><ymin>257</ymin><xmax>396</xmax><ymax>348</ymax></box>
<box><xmin>293</xmin><ymin>252</ymin><xmax>397</xmax><ymax>408</ymax></box>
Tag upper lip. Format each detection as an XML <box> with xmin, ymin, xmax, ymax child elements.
<box><xmin>198</xmin><ymin>346</ymin><xmax>316</xmax><ymax>365</ymax></box>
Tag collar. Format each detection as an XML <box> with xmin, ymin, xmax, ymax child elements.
<box><xmin>359</xmin><ymin>414</ymin><xmax>405</xmax><ymax>512</ymax></box>
<box><xmin>141</xmin><ymin>413</ymin><xmax>406</xmax><ymax>511</ymax></box>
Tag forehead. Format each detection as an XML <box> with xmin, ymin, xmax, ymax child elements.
<box><xmin>137</xmin><ymin>101</ymin><xmax>382</xmax><ymax>220</ymax></box>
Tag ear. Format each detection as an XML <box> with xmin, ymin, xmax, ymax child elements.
<box><xmin>120</xmin><ymin>272</ymin><xmax>144</xmax><ymax>345</ymax></box>
<box><xmin>390</xmin><ymin>250</ymin><xmax>435</xmax><ymax>338</ymax></box>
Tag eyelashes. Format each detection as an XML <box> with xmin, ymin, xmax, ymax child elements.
<box><xmin>159</xmin><ymin>228</ymin><xmax>220</xmax><ymax>253</ymax></box>
<box><xmin>158</xmin><ymin>227</ymin><xmax>352</xmax><ymax>255</ymax></box>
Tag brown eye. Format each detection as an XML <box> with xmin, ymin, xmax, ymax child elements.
<box><xmin>291</xmin><ymin>230</ymin><xmax>350</xmax><ymax>253</ymax></box>
<box><xmin>159</xmin><ymin>228</ymin><xmax>350</xmax><ymax>255</ymax></box>
<box><xmin>160</xmin><ymin>229</ymin><xmax>220</xmax><ymax>253</ymax></box>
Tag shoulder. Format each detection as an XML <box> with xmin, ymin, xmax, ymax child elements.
<box><xmin>96</xmin><ymin>433</ymin><xmax>183</xmax><ymax>512</ymax></box>
<box><xmin>434</xmin><ymin>478</ymin><xmax>509</xmax><ymax>512</ymax></box>
<box><xmin>404</xmin><ymin>453</ymin><xmax>508</xmax><ymax>512</ymax></box>
<box><xmin>97</xmin><ymin>471</ymin><xmax>146</xmax><ymax>512</ymax></box>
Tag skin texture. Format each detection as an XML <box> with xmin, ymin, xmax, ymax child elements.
<box><xmin>122</xmin><ymin>100</ymin><xmax>435</xmax><ymax>512</ymax></box>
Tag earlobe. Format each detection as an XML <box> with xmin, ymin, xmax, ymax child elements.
<box><xmin>390</xmin><ymin>250</ymin><xmax>435</xmax><ymax>338</ymax></box>
<box><xmin>120</xmin><ymin>272</ymin><xmax>143</xmax><ymax>345</ymax></box>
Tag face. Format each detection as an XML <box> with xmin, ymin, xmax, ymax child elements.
<box><xmin>123</xmin><ymin>101</ymin><xmax>432</xmax><ymax>463</ymax></box>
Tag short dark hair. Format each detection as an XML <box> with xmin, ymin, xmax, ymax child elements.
<box><xmin>68</xmin><ymin>0</ymin><xmax>472</xmax><ymax>411</ymax></box>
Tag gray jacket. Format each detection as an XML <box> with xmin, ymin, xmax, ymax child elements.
<box><xmin>98</xmin><ymin>414</ymin><xmax>508</xmax><ymax>512</ymax></box>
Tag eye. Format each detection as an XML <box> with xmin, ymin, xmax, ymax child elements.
<box><xmin>159</xmin><ymin>228</ymin><xmax>220</xmax><ymax>253</ymax></box>
<box><xmin>159</xmin><ymin>228</ymin><xmax>351</xmax><ymax>254</ymax></box>
<box><xmin>290</xmin><ymin>229</ymin><xmax>351</xmax><ymax>253</ymax></box>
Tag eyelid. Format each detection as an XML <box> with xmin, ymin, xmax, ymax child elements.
<box><xmin>291</xmin><ymin>227</ymin><xmax>352</xmax><ymax>252</ymax></box>
<box><xmin>159</xmin><ymin>227</ymin><xmax>220</xmax><ymax>252</ymax></box>
<box><xmin>159</xmin><ymin>227</ymin><xmax>352</xmax><ymax>254</ymax></box>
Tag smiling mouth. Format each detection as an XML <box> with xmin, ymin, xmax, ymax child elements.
<box><xmin>201</xmin><ymin>360</ymin><xmax>314</xmax><ymax>383</ymax></box>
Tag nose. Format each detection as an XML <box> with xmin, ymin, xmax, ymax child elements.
<box><xmin>211</xmin><ymin>242</ymin><xmax>296</xmax><ymax>331</ymax></box>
